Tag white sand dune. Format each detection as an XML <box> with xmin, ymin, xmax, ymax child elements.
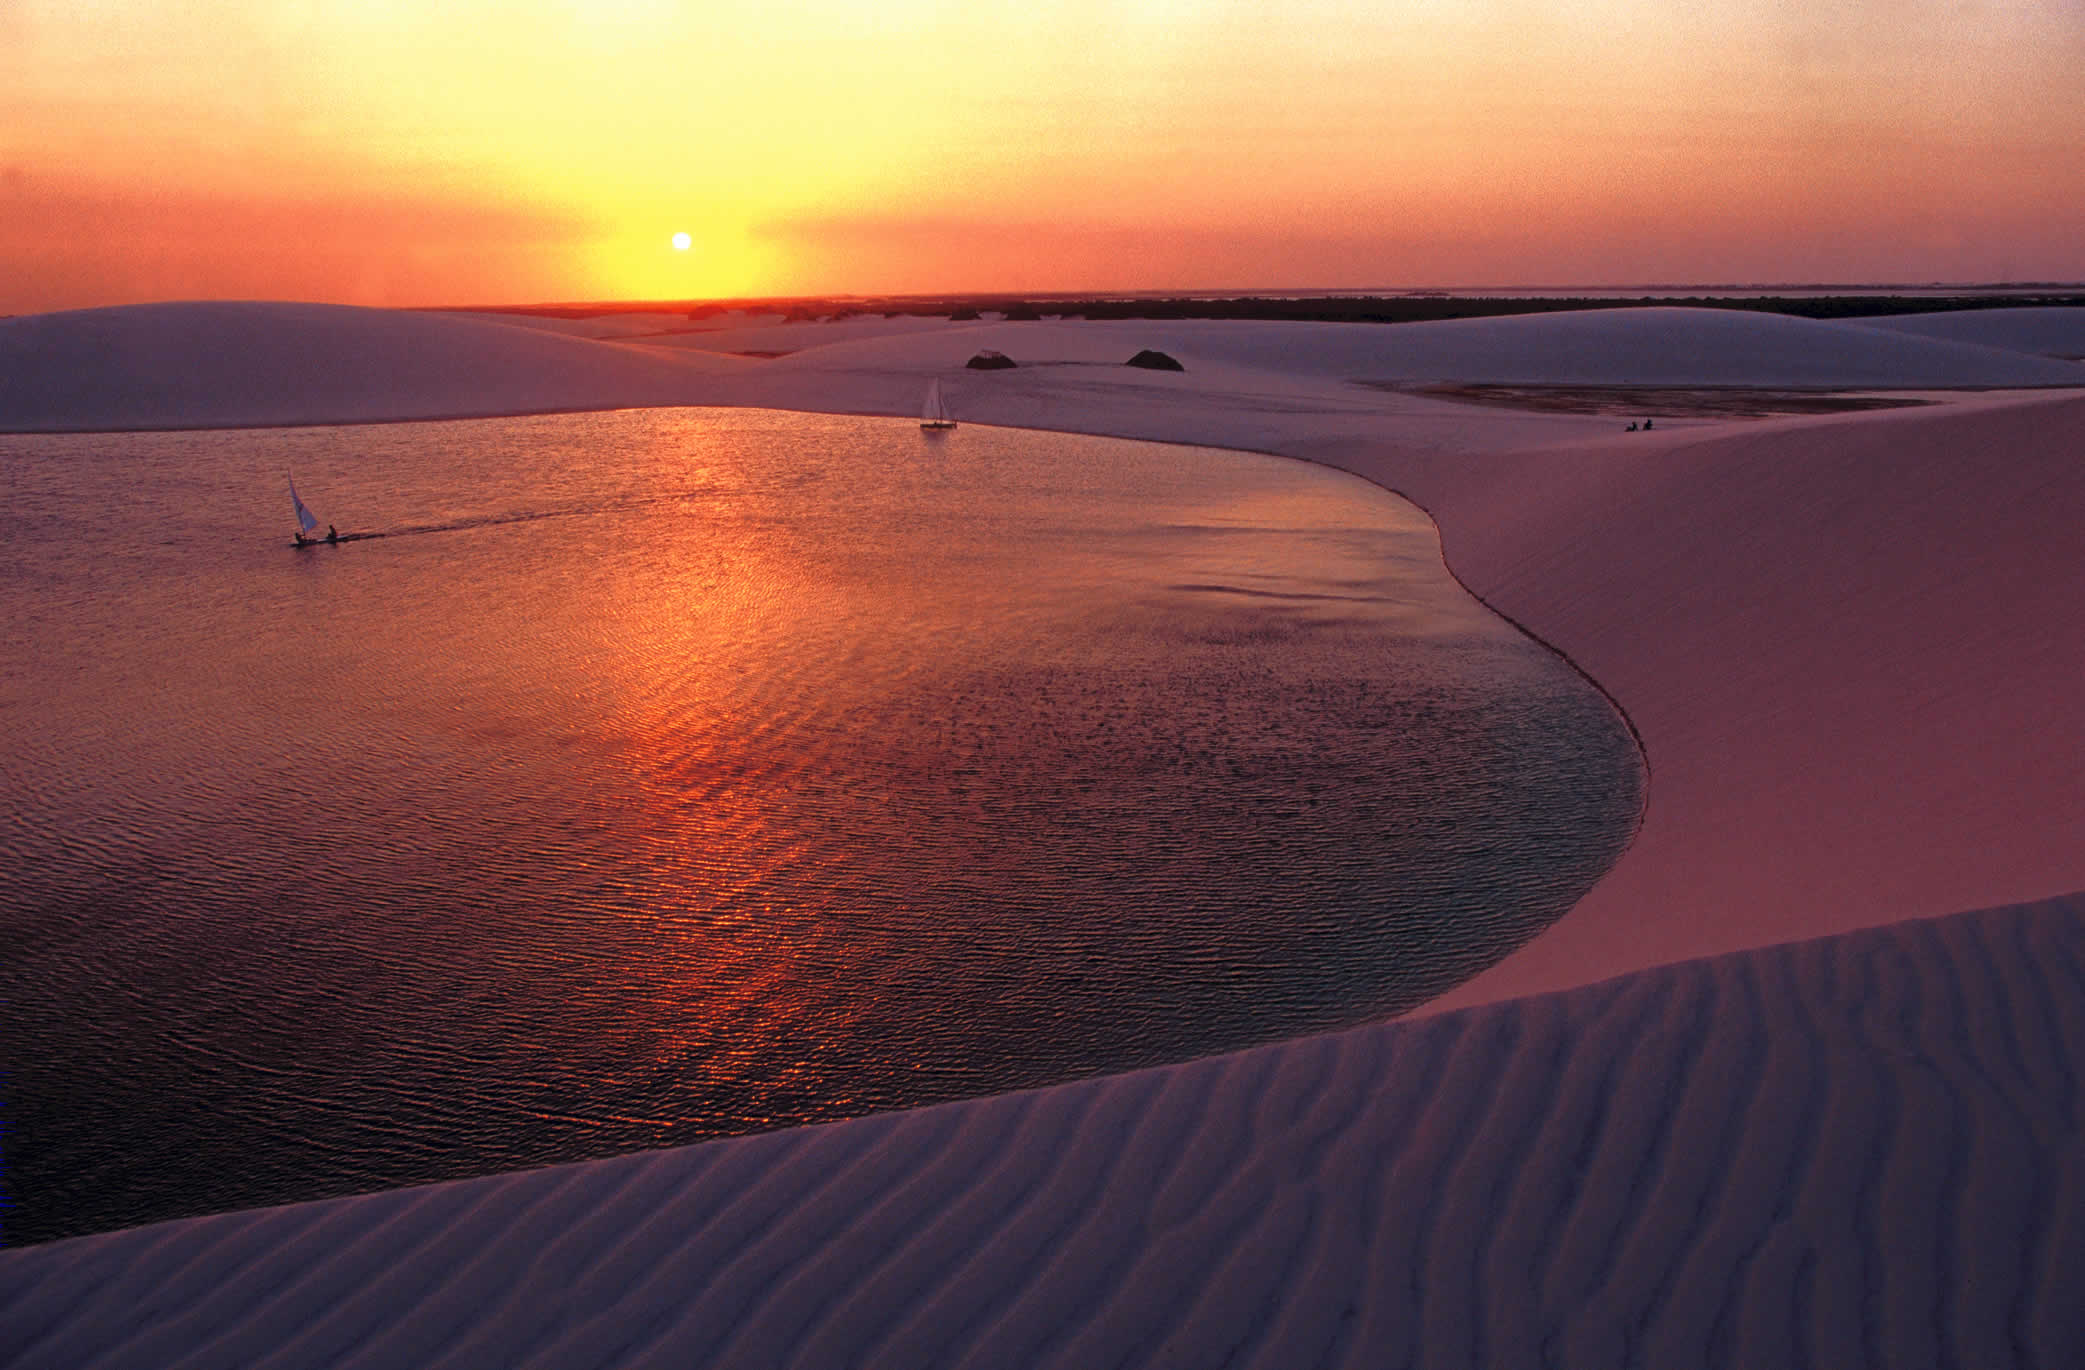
<box><xmin>636</xmin><ymin>312</ymin><xmax>967</xmax><ymax>353</ymax></box>
<box><xmin>439</xmin><ymin>308</ymin><xmax>743</xmax><ymax>340</ymax></box>
<box><xmin>1849</xmin><ymin>305</ymin><xmax>2085</xmax><ymax>358</ymax></box>
<box><xmin>6</xmin><ymin>301</ymin><xmax>2079</xmax><ymax>436</ymax></box>
<box><xmin>4</xmin><ymin>299</ymin><xmax>2084</xmax><ymax>1368</ymax></box>
<box><xmin>0</xmin><ymin>301</ymin><xmax>749</xmax><ymax>432</ymax></box>
<box><xmin>1321</xmin><ymin>392</ymin><xmax>2085</xmax><ymax>1011</ymax></box>
<box><xmin>736</xmin><ymin>306</ymin><xmax>2085</xmax><ymax>387</ymax></box>
<box><xmin>6</xmin><ymin>894</ymin><xmax>2081</xmax><ymax>1369</ymax></box>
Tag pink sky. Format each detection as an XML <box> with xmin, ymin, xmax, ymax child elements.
<box><xmin>4</xmin><ymin>0</ymin><xmax>2082</xmax><ymax>312</ymax></box>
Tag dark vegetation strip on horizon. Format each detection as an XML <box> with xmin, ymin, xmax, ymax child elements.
<box><xmin>430</xmin><ymin>291</ymin><xmax>2085</xmax><ymax>326</ymax></box>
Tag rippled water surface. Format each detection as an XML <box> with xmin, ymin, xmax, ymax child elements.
<box><xmin>1</xmin><ymin>408</ymin><xmax>1641</xmax><ymax>1243</ymax></box>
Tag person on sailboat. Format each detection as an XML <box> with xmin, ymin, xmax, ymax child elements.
<box><xmin>326</xmin><ymin>525</ymin><xmax>338</xmax><ymax>544</ymax></box>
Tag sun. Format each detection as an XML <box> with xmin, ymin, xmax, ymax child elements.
<box><xmin>590</xmin><ymin>224</ymin><xmax>774</xmax><ymax>298</ymax></box>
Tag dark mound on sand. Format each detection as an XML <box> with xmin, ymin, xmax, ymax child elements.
<box><xmin>1126</xmin><ymin>349</ymin><xmax>1185</xmax><ymax>371</ymax></box>
<box><xmin>965</xmin><ymin>350</ymin><xmax>1017</xmax><ymax>370</ymax></box>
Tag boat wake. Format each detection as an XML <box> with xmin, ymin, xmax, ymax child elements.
<box><xmin>287</xmin><ymin>485</ymin><xmax>736</xmax><ymax>547</ymax></box>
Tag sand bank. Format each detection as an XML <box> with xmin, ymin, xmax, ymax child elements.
<box><xmin>6</xmin><ymin>894</ymin><xmax>2081</xmax><ymax>1368</ymax></box>
<box><xmin>3</xmin><ymin>301</ymin><xmax>2082</xmax><ymax>1367</ymax></box>
<box><xmin>7</xmin><ymin>302</ymin><xmax>2081</xmax><ymax>435</ymax></box>
<box><xmin>0</xmin><ymin>301</ymin><xmax>747</xmax><ymax>432</ymax></box>
<box><xmin>730</xmin><ymin>305</ymin><xmax>2085</xmax><ymax>387</ymax></box>
<box><xmin>1316</xmin><ymin>393</ymin><xmax>2085</xmax><ymax>1011</ymax></box>
<box><xmin>1850</xmin><ymin>305</ymin><xmax>2085</xmax><ymax>359</ymax></box>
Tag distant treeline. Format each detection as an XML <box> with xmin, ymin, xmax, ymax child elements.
<box><xmin>935</xmin><ymin>294</ymin><xmax>2085</xmax><ymax>324</ymax></box>
<box><xmin>441</xmin><ymin>291</ymin><xmax>2085</xmax><ymax>326</ymax></box>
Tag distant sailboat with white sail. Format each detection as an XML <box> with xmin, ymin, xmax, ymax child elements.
<box><xmin>288</xmin><ymin>472</ymin><xmax>322</xmax><ymax>545</ymax></box>
<box><xmin>286</xmin><ymin>472</ymin><xmax>364</xmax><ymax>547</ymax></box>
<box><xmin>920</xmin><ymin>379</ymin><xmax>956</xmax><ymax>431</ymax></box>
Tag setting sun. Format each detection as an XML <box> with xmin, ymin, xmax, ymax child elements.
<box><xmin>2</xmin><ymin>0</ymin><xmax>2079</xmax><ymax>311</ymax></box>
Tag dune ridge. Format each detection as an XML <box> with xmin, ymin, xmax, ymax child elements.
<box><xmin>742</xmin><ymin>306</ymin><xmax>2085</xmax><ymax>388</ymax></box>
<box><xmin>5</xmin><ymin>893</ymin><xmax>2081</xmax><ymax>1369</ymax></box>
<box><xmin>6</xmin><ymin>302</ymin><xmax>2083</xmax><ymax>437</ymax></box>
<box><xmin>0</xmin><ymin>301</ymin><xmax>746</xmax><ymax>433</ymax></box>
<box><xmin>1309</xmin><ymin>392</ymin><xmax>2085</xmax><ymax>1010</ymax></box>
<box><xmin>1850</xmin><ymin>305</ymin><xmax>2085</xmax><ymax>358</ymax></box>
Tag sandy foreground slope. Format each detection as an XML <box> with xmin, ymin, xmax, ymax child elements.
<box><xmin>6</xmin><ymin>893</ymin><xmax>2080</xmax><ymax>1370</ymax></box>
<box><xmin>3</xmin><ymin>302</ymin><xmax>2083</xmax><ymax>1368</ymax></box>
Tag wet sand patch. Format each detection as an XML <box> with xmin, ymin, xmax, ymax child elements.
<box><xmin>1385</xmin><ymin>383</ymin><xmax>1936</xmax><ymax>418</ymax></box>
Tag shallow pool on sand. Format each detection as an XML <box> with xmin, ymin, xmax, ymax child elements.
<box><xmin>1</xmin><ymin>407</ymin><xmax>1641</xmax><ymax>1243</ymax></box>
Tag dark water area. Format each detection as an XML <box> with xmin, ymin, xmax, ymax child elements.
<box><xmin>0</xmin><ymin>408</ymin><xmax>1642</xmax><ymax>1245</ymax></box>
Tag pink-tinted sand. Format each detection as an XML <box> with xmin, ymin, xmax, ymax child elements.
<box><xmin>1324</xmin><ymin>394</ymin><xmax>2085</xmax><ymax>1011</ymax></box>
<box><xmin>3</xmin><ymin>302</ymin><xmax>2084</xmax><ymax>1368</ymax></box>
<box><xmin>7</xmin><ymin>895</ymin><xmax>2080</xmax><ymax>1368</ymax></box>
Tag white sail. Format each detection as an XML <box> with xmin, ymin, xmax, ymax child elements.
<box><xmin>921</xmin><ymin>379</ymin><xmax>955</xmax><ymax>429</ymax></box>
<box><xmin>288</xmin><ymin>472</ymin><xmax>320</xmax><ymax>535</ymax></box>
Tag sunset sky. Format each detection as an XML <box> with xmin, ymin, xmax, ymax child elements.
<box><xmin>4</xmin><ymin>0</ymin><xmax>2082</xmax><ymax>312</ymax></box>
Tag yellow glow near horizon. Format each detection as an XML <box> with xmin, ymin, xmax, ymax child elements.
<box><xmin>579</xmin><ymin>222</ymin><xmax>783</xmax><ymax>303</ymax></box>
<box><xmin>2</xmin><ymin>0</ymin><xmax>2081</xmax><ymax>310</ymax></box>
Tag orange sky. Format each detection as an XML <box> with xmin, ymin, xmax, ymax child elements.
<box><xmin>3</xmin><ymin>0</ymin><xmax>2081</xmax><ymax>312</ymax></box>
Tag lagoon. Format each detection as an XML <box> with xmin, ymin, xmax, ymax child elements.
<box><xmin>0</xmin><ymin>407</ymin><xmax>1640</xmax><ymax>1243</ymax></box>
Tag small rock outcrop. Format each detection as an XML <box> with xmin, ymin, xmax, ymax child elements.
<box><xmin>965</xmin><ymin>350</ymin><xmax>1017</xmax><ymax>370</ymax></box>
<box><xmin>1125</xmin><ymin>349</ymin><xmax>1185</xmax><ymax>372</ymax></box>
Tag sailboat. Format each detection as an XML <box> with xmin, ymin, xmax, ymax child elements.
<box><xmin>288</xmin><ymin>471</ymin><xmax>323</xmax><ymax>546</ymax></box>
<box><xmin>286</xmin><ymin>473</ymin><xmax>373</xmax><ymax>547</ymax></box>
<box><xmin>920</xmin><ymin>378</ymin><xmax>956</xmax><ymax>431</ymax></box>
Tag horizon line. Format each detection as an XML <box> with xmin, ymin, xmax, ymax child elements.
<box><xmin>411</xmin><ymin>280</ymin><xmax>2085</xmax><ymax>313</ymax></box>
